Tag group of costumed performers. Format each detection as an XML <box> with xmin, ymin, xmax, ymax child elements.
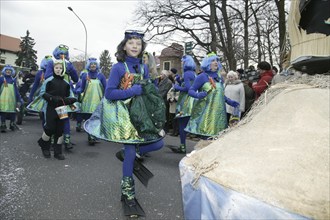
<box><xmin>84</xmin><ymin>30</ymin><xmax>166</xmax><ymax>217</ymax></box>
<box><xmin>28</xmin><ymin>44</ymin><xmax>79</xmax><ymax>151</ymax></box>
<box><xmin>0</xmin><ymin>65</ymin><xmax>23</xmax><ymax>132</ymax></box>
<box><xmin>74</xmin><ymin>58</ymin><xmax>106</xmax><ymax>145</ymax></box>
<box><xmin>37</xmin><ymin>59</ymin><xmax>77</xmax><ymax>160</ymax></box>
<box><xmin>168</xmin><ymin>55</ymin><xmax>196</xmax><ymax>154</ymax></box>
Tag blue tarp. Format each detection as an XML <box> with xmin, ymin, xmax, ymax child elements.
<box><xmin>179</xmin><ymin>160</ymin><xmax>310</xmax><ymax>220</ymax></box>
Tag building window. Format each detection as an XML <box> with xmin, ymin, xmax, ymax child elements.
<box><xmin>163</xmin><ymin>61</ymin><xmax>171</xmax><ymax>70</ymax></box>
<box><xmin>0</xmin><ymin>59</ymin><xmax>5</xmax><ymax>64</ymax></box>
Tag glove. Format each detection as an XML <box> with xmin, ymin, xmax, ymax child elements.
<box><xmin>64</xmin><ymin>97</ymin><xmax>77</xmax><ymax>105</ymax></box>
<box><xmin>197</xmin><ymin>91</ymin><xmax>208</xmax><ymax>99</ymax></box>
<box><xmin>129</xmin><ymin>84</ymin><xmax>142</xmax><ymax>96</ymax></box>
<box><xmin>173</xmin><ymin>84</ymin><xmax>181</xmax><ymax>91</ymax></box>
<box><xmin>225</xmin><ymin>96</ymin><xmax>239</xmax><ymax>107</ymax></box>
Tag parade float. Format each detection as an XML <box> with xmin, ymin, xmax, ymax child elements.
<box><xmin>179</xmin><ymin>0</ymin><xmax>330</xmax><ymax>219</ymax></box>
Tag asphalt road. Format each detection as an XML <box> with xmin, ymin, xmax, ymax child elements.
<box><xmin>0</xmin><ymin>115</ymin><xmax>198</xmax><ymax>220</ymax></box>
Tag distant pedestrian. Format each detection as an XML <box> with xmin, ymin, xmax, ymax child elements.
<box><xmin>252</xmin><ymin>61</ymin><xmax>274</xmax><ymax>99</ymax></box>
<box><xmin>224</xmin><ymin>70</ymin><xmax>245</xmax><ymax>125</ymax></box>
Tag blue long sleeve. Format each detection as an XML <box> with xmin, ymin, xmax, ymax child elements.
<box><xmin>188</xmin><ymin>73</ymin><xmax>208</xmax><ymax>98</ymax></box>
<box><xmin>104</xmin><ymin>57</ymin><xmax>149</xmax><ymax>101</ymax></box>
<box><xmin>29</xmin><ymin>70</ymin><xmax>43</xmax><ymax>101</ymax></box>
<box><xmin>174</xmin><ymin>70</ymin><xmax>195</xmax><ymax>92</ymax></box>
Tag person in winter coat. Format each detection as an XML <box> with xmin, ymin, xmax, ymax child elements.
<box><xmin>252</xmin><ymin>61</ymin><xmax>274</xmax><ymax>99</ymax></box>
<box><xmin>224</xmin><ymin>70</ymin><xmax>245</xmax><ymax>125</ymax></box>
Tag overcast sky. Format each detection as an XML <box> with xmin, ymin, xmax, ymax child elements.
<box><xmin>1</xmin><ymin>0</ymin><xmax>163</xmax><ymax>65</ymax></box>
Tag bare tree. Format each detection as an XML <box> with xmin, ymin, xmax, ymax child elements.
<box><xmin>135</xmin><ymin>0</ymin><xmax>289</xmax><ymax>71</ymax></box>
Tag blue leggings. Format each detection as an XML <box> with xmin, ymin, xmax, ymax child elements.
<box><xmin>76</xmin><ymin>113</ymin><xmax>91</xmax><ymax>123</ymax></box>
<box><xmin>123</xmin><ymin>139</ymin><xmax>164</xmax><ymax>177</ymax></box>
<box><xmin>178</xmin><ymin>117</ymin><xmax>190</xmax><ymax>145</ymax></box>
<box><xmin>1</xmin><ymin>113</ymin><xmax>15</xmax><ymax>123</ymax></box>
<box><xmin>63</xmin><ymin>118</ymin><xmax>70</xmax><ymax>135</ymax></box>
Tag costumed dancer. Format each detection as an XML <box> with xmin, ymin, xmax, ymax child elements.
<box><xmin>75</xmin><ymin>58</ymin><xmax>106</xmax><ymax>145</ymax></box>
<box><xmin>0</xmin><ymin>65</ymin><xmax>23</xmax><ymax>132</ymax></box>
<box><xmin>84</xmin><ymin>30</ymin><xmax>166</xmax><ymax>217</ymax></box>
<box><xmin>73</xmin><ymin>69</ymin><xmax>87</xmax><ymax>132</ymax></box>
<box><xmin>27</xmin><ymin>55</ymin><xmax>53</xmax><ymax>126</ymax></box>
<box><xmin>45</xmin><ymin>44</ymin><xmax>79</xmax><ymax>150</ymax></box>
<box><xmin>168</xmin><ymin>55</ymin><xmax>196</xmax><ymax>153</ymax></box>
<box><xmin>37</xmin><ymin>60</ymin><xmax>77</xmax><ymax>159</ymax></box>
<box><xmin>185</xmin><ymin>52</ymin><xmax>239</xmax><ymax>138</ymax></box>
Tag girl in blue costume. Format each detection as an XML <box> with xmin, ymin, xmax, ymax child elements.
<box><xmin>169</xmin><ymin>55</ymin><xmax>196</xmax><ymax>153</ymax></box>
<box><xmin>75</xmin><ymin>58</ymin><xmax>106</xmax><ymax>145</ymax></box>
<box><xmin>0</xmin><ymin>65</ymin><xmax>23</xmax><ymax>132</ymax></box>
<box><xmin>185</xmin><ymin>52</ymin><xmax>239</xmax><ymax>138</ymax></box>
<box><xmin>45</xmin><ymin>44</ymin><xmax>79</xmax><ymax>150</ymax></box>
<box><xmin>84</xmin><ymin>30</ymin><xmax>165</xmax><ymax>217</ymax></box>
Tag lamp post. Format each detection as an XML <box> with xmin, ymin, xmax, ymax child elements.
<box><xmin>68</xmin><ymin>6</ymin><xmax>88</xmax><ymax>65</ymax></box>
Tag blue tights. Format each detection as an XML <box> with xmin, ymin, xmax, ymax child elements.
<box><xmin>123</xmin><ymin>139</ymin><xmax>164</xmax><ymax>177</ymax></box>
<box><xmin>178</xmin><ymin>117</ymin><xmax>190</xmax><ymax>145</ymax></box>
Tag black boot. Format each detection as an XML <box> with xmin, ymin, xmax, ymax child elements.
<box><xmin>54</xmin><ymin>144</ymin><xmax>65</xmax><ymax>160</ymax></box>
<box><xmin>38</xmin><ymin>138</ymin><xmax>51</xmax><ymax>158</ymax></box>
<box><xmin>0</xmin><ymin>122</ymin><xmax>6</xmax><ymax>133</ymax></box>
<box><xmin>88</xmin><ymin>134</ymin><xmax>96</xmax><ymax>146</ymax></box>
<box><xmin>9</xmin><ymin>122</ymin><xmax>19</xmax><ymax>131</ymax></box>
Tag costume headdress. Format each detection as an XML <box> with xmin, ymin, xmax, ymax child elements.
<box><xmin>201</xmin><ymin>52</ymin><xmax>222</xmax><ymax>72</ymax></box>
<box><xmin>124</xmin><ymin>30</ymin><xmax>144</xmax><ymax>39</ymax></box>
<box><xmin>181</xmin><ymin>55</ymin><xmax>196</xmax><ymax>71</ymax></box>
<box><xmin>53</xmin><ymin>44</ymin><xmax>70</xmax><ymax>60</ymax></box>
<box><xmin>53</xmin><ymin>59</ymin><xmax>66</xmax><ymax>77</ymax></box>
<box><xmin>40</xmin><ymin>55</ymin><xmax>53</xmax><ymax>70</ymax></box>
<box><xmin>85</xmin><ymin>57</ymin><xmax>99</xmax><ymax>71</ymax></box>
<box><xmin>1</xmin><ymin>65</ymin><xmax>15</xmax><ymax>77</ymax></box>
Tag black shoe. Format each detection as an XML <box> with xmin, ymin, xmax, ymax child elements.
<box><xmin>9</xmin><ymin>123</ymin><xmax>19</xmax><ymax>131</ymax></box>
<box><xmin>0</xmin><ymin>124</ymin><xmax>6</xmax><ymax>133</ymax></box>
<box><xmin>54</xmin><ymin>144</ymin><xmax>65</xmax><ymax>160</ymax></box>
<box><xmin>38</xmin><ymin>138</ymin><xmax>51</xmax><ymax>158</ymax></box>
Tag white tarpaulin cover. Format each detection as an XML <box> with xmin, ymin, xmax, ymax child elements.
<box><xmin>179</xmin><ymin>84</ymin><xmax>330</xmax><ymax>219</ymax></box>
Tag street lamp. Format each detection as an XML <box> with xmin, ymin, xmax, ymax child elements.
<box><xmin>68</xmin><ymin>6</ymin><xmax>88</xmax><ymax>65</ymax></box>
